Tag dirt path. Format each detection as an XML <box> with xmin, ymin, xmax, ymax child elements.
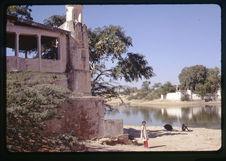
<box><xmin>84</xmin><ymin>125</ymin><xmax>221</xmax><ymax>152</ymax></box>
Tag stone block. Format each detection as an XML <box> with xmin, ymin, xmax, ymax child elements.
<box><xmin>41</xmin><ymin>97</ymin><xmax>104</xmax><ymax>140</ymax></box>
<box><xmin>103</xmin><ymin>119</ymin><xmax>123</xmax><ymax>138</ymax></box>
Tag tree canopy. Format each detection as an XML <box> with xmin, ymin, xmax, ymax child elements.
<box><xmin>179</xmin><ymin>65</ymin><xmax>220</xmax><ymax>98</ymax></box>
<box><xmin>159</xmin><ymin>81</ymin><xmax>176</xmax><ymax>95</ymax></box>
<box><xmin>88</xmin><ymin>25</ymin><xmax>154</xmax><ymax>98</ymax></box>
<box><xmin>7</xmin><ymin>5</ymin><xmax>33</xmax><ymax>20</ymax></box>
<box><xmin>43</xmin><ymin>15</ymin><xmax>66</xmax><ymax>27</ymax></box>
<box><xmin>179</xmin><ymin>65</ymin><xmax>207</xmax><ymax>91</ymax></box>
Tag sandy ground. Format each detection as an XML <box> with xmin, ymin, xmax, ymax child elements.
<box><xmin>84</xmin><ymin>125</ymin><xmax>221</xmax><ymax>152</ymax></box>
<box><xmin>107</xmin><ymin>96</ymin><xmax>221</xmax><ymax>108</ymax></box>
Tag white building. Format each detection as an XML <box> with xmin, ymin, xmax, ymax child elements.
<box><xmin>161</xmin><ymin>88</ymin><xmax>202</xmax><ymax>101</ymax></box>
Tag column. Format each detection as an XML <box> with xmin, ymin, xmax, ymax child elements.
<box><xmin>37</xmin><ymin>34</ymin><xmax>41</xmax><ymax>71</ymax></box>
<box><xmin>15</xmin><ymin>33</ymin><xmax>19</xmax><ymax>70</ymax></box>
<box><xmin>57</xmin><ymin>37</ymin><xmax>60</xmax><ymax>60</ymax></box>
<box><xmin>15</xmin><ymin>33</ymin><xmax>19</xmax><ymax>57</ymax></box>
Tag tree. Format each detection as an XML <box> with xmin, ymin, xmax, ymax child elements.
<box><xmin>195</xmin><ymin>83</ymin><xmax>207</xmax><ymax>99</ymax></box>
<box><xmin>88</xmin><ymin>25</ymin><xmax>154</xmax><ymax>98</ymax></box>
<box><xmin>141</xmin><ymin>81</ymin><xmax>151</xmax><ymax>91</ymax></box>
<box><xmin>179</xmin><ymin>65</ymin><xmax>207</xmax><ymax>91</ymax></box>
<box><xmin>194</xmin><ymin>67</ymin><xmax>220</xmax><ymax>98</ymax></box>
<box><xmin>179</xmin><ymin>65</ymin><xmax>220</xmax><ymax>98</ymax></box>
<box><xmin>43</xmin><ymin>15</ymin><xmax>66</xmax><ymax>27</ymax></box>
<box><xmin>7</xmin><ymin>5</ymin><xmax>33</xmax><ymax>20</ymax></box>
<box><xmin>205</xmin><ymin>67</ymin><xmax>220</xmax><ymax>93</ymax></box>
<box><xmin>152</xmin><ymin>83</ymin><xmax>162</xmax><ymax>90</ymax></box>
<box><xmin>159</xmin><ymin>81</ymin><xmax>176</xmax><ymax>95</ymax></box>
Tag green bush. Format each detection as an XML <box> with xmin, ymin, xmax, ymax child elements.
<box><xmin>181</xmin><ymin>94</ymin><xmax>190</xmax><ymax>101</ymax></box>
<box><xmin>6</xmin><ymin>72</ymin><xmax>73</xmax><ymax>151</ymax></box>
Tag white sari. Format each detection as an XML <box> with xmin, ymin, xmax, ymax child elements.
<box><xmin>140</xmin><ymin>125</ymin><xmax>149</xmax><ymax>141</ymax></box>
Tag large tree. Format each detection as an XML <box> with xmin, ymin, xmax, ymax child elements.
<box><xmin>89</xmin><ymin>25</ymin><xmax>154</xmax><ymax>98</ymax></box>
<box><xmin>179</xmin><ymin>65</ymin><xmax>207</xmax><ymax>91</ymax></box>
<box><xmin>7</xmin><ymin>5</ymin><xmax>33</xmax><ymax>20</ymax></box>
<box><xmin>195</xmin><ymin>67</ymin><xmax>220</xmax><ymax>98</ymax></box>
<box><xmin>179</xmin><ymin>65</ymin><xmax>220</xmax><ymax>98</ymax></box>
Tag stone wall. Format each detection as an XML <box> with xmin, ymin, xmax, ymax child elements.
<box><xmin>41</xmin><ymin>97</ymin><xmax>105</xmax><ymax>139</ymax></box>
<box><xmin>67</xmin><ymin>70</ymin><xmax>91</xmax><ymax>95</ymax></box>
<box><xmin>103</xmin><ymin>120</ymin><xmax>123</xmax><ymax>138</ymax></box>
<box><xmin>7</xmin><ymin>56</ymin><xmax>68</xmax><ymax>73</ymax></box>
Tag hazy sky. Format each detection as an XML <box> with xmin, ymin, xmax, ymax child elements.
<box><xmin>30</xmin><ymin>4</ymin><xmax>221</xmax><ymax>88</ymax></box>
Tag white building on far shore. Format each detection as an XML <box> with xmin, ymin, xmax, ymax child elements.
<box><xmin>161</xmin><ymin>86</ymin><xmax>221</xmax><ymax>101</ymax></box>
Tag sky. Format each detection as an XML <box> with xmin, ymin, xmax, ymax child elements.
<box><xmin>29</xmin><ymin>4</ymin><xmax>221</xmax><ymax>88</ymax></box>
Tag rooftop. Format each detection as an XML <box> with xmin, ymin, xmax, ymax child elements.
<box><xmin>7</xmin><ymin>15</ymin><xmax>70</xmax><ymax>35</ymax></box>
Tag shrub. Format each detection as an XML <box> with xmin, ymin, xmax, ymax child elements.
<box><xmin>181</xmin><ymin>94</ymin><xmax>190</xmax><ymax>101</ymax></box>
<box><xmin>6</xmin><ymin>72</ymin><xmax>73</xmax><ymax>151</ymax></box>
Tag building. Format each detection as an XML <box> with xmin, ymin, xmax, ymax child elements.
<box><xmin>6</xmin><ymin>5</ymin><xmax>90</xmax><ymax>95</ymax></box>
<box><xmin>161</xmin><ymin>86</ymin><xmax>221</xmax><ymax>101</ymax></box>
<box><xmin>6</xmin><ymin>5</ymin><xmax>123</xmax><ymax>139</ymax></box>
<box><xmin>161</xmin><ymin>88</ymin><xmax>202</xmax><ymax>101</ymax></box>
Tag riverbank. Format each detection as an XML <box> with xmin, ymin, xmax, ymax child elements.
<box><xmin>85</xmin><ymin>125</ymin><xmax>221</xmax><ymax>151</ymax></box>
<box><xmin>107</xmin><ymin>96</ymin><xmax>221</xmax><ymax>108</ymax></box>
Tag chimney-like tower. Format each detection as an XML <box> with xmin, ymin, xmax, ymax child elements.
<box><xmin>59</xmin><ymin>5</ymin><xmax>91</xmax><ymax>95</ymax></box>
<box><xmin>66</xmin><ymin>5</ymin><xmax>83</xmax><ymax>23</ymax></box>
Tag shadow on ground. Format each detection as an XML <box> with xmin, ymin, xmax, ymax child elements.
<box><xmin>123</xmin><ymin>128</ymin><xmax>188</xmax><ymax>139</ymax></box>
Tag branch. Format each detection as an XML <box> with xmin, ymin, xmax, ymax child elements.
<box><xmin>92</xmin><ymin>69</ymin><xmax>113</xmax><ymax>85</ymax></box>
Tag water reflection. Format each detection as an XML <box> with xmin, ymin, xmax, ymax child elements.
<box><xmin>104</xmin><ymin>105</ymin><xmax>221</xmax><ymax>129</ymax></box>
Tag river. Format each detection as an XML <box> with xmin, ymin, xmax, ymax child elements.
<box><xmin>104</xmin><ymin>105</ymin><xmax>221</xmax><ymax>129</ymax></box>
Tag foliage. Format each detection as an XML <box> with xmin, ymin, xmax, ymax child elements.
<box><xmin>120</xmin><ymin>87</ymin><xmax>138</xmax><ymax>95</ymax></box>
<box><xmin>141</xmin><ymin>81</ymin><xmax>151</xmax><ymax>91</ymax></box>
<box><xmin>41</xmin><ymin>37</ymin><xmax>59</xmax><ymax>60</ymax></box>
<box><xmin>181</xmin><ymin>94</ymin><xmax>190</xmax><ymax>101</ymax></box>
<box><xmin>179</xmin><ymin>65</ymin><xmax>220</xmax><ymax>97</ymax></box>
<box><xmin>88</xmin><ymin>25</ymin><xmax>154</xmax><ymax>99</ymax></box>
<box><xmin>179</xmin><ymin>65</ymin><xmax>207</xmax><ymax>91</ymax></box>
<box><xmin>111</xmin><ymin>53</ymin><xmax>154</xmax><ymax>82</ymax></box>
<box><xmin>6</xmin><ymin>72</ymin><xmax>83</xmax><ymax>152</ymax></box>
<box><xmin>127</xmin><ymin>81</ymin><xmax>175</xmax><ymax>101</ymax></box>
<box><xmin>158</xmin><ymin>81</ymin><xmax>176</xmax><ymax>95</ymax></box>
<box><xmin>7</xmin><ymin>5</ymin><xmax>33</xmax><ymax>20</ymax></box>
<box><xmin>194</xmin><ymin>83</ymin><xmax>207</xmax><ymax>99</ymax></box>
<box><xmin>43</xmin><ymin>14</ymin><xmax>66</xmax><ymax>27</ymax></box>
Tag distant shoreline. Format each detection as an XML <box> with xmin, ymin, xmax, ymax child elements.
<box><xmin>107</xmin><ymin>96</ymin><xmax>221</xmax><ymax>108</ymax></box>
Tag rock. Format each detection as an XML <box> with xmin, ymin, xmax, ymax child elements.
<box><xmin>118</xmin><ymin>134</ymin><xmax>129</xmax><ymax>144</ymax></box>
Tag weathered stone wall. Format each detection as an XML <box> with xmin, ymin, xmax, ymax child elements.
<box><xmin>61</xmin><ymin>22</ymin><xmax>91</xmax><ymax>95</ymax></box>
<box><xmin>41</xmin><ymin>97</ymin><xmax>105</xmax><ymax>139</ymax></box>
<box><xmin>103</xmin><ymin>120</ymin><xmax>123</xmax><ymax>138</ymax></box>
<box><xmin>7</xmin><ymin>56</ymin><xmax>68</xmax><ymax>73</ymax></box>
<box><xmin>67</xmin><ymin>70</ymin><xmax>91</xmax><ymax>95</ymax></box>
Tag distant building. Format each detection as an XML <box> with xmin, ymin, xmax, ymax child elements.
<box><xmin>161</xmin><ymin>86</ymin><xmax>221</xmax><ymax>101</ymax></box>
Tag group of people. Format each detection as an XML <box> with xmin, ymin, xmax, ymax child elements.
<box><xmin>140</xmin><ymin>121</ymin><xmax>190</xmax><ymax>148</ymax></box>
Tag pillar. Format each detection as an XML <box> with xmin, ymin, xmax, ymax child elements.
<box><xmin>57</xmin><ymin>37</ymin><xmax>60</xmax><ymax>60</ymax></box>
<box><xmin>37</xmin><ymin>34</ymin><xmax>41</xmax><ymax>71</ymax></box>
<box><xmin>15</xmin><ymin>33</ymin><xmax>19</xmax><ymax>57</ymax></box>
<box><xmin>15</xmin><ymin>33</ymin><xmax>19</xmax><ymax>70</ymax></box>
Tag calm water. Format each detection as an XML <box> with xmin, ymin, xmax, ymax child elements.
<box><xmin>104</xmin><ymin>105</ymin><xmax>221</xmax><ymax>129</ymax></box>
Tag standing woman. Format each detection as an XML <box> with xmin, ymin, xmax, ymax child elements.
<box><xmin>140</xmin><ymin>121</ymin><xmax>149</xmax><ymax>148</ymax></box>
